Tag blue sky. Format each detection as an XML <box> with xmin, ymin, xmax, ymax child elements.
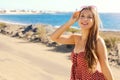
<box><xmin>0</xmin><ymin>0</ymin><xmax>120</xmax><ymax>13</ymax></box>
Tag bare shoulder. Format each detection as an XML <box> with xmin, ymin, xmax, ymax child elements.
<box><xmin>73</xmin><ymin>33</ymin><xmax>81</xmax><ymax>38</ymax></box>
<box><xmin>62</xmin><ymin>33</ymin><xmax>81</xmax><ymax>40</ymax></box>
<box><xmin>96</xmin><ymin>36</ymin><xmax>107</xmax><ymax>59</ymax></box>
<box><xmin>97</xmin><ymin>36</ymin><xmax>106</xmax><ymax>47</ymax></box>
<box><xmin>73</xmin><ymin>33</ymin><xmax>82</xmax><ymax>41</ymax></box>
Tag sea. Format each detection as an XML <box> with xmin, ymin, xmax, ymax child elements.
<box><xmin>0</xmin><ymin>13</ymin><xmax>120</xmax><ymax>31</ymax></box>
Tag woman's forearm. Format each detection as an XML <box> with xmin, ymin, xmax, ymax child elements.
<box><xmin>101</xmin><ymin>63</ymin><xmax>114</xmax><ymax>80</ymax></box>
<box><xmin>50</xmin><ymin>11</ymin><xmax>80</xmax><ymax>41</ymax></box>
<box><xmin>50</xmin><ymin>21</ymin><xmax>74</xmax><ymax>41</ymax></box>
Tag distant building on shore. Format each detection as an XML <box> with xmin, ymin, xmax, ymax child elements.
<box><xmin>0</xmin><ymin>9</ymin><xmax>71</xmax><ymax>14</ymax></box>
<box><xmin>0</xmin><ymin>9</ymin><xmax>42</xmax><ymax>14</ymax></box>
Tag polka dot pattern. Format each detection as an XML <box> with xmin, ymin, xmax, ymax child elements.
<box><xmin>70</xmin><ymin>52</ymin><xmax>106</xmax><ymax>80</ymax></box>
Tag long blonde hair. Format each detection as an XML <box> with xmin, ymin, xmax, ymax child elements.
<box><xmin>80</xmin><ymin>6</ymin><xmax>101</xmax><ymax>69</ymax></box>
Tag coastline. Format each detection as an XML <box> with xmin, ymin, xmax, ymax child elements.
<box><xmin>0</xmin><ymin>20</ymin><xmax>120</xmax><ymax>32</ymax></box>
<box><xmin>0</xmin><ymin>13</ymin><xmax>120</xmax><ymax>31</ymax></box>
<box><xmin>0</xmin><ymin>20</ymin><xmax>29</xmax><ymax>26</ymax></box>
<box><xmin>1</xmin><ymin>19</ymin><xmax>120</xmax><ymax>32</ymax></box>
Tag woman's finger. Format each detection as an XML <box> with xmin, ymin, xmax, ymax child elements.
<box><xmin>73</xmin><ymin>11</ymin><xmax>80</xmax><ymax>19</ymax></box>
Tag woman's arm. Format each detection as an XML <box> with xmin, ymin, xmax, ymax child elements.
<box><xmin>50</xmin><ymin>11</ymin><xmax>80</xmax><ymax>44</ymax></box>
<box><xmin>97</xmin><ymin>37</ymin><xmax>114</xmax><ymax>80</ymax></box>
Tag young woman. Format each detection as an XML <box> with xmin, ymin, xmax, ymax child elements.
<box><xmin>50</xmin><ymin>6</ymin><xmax>114</xmax><ymax>80</ymax></box>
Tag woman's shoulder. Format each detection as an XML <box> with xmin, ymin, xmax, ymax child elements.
<box><xmin>72</xmin><ymin>33</ymin><xmax>82</xmax><ymax>44</ymax></box>
<box><xmin>97</xmin><ymin>36</ymin><xmax>106</xmax><ymax>47</ymax></box>
<box><xmin>73</xmin><ymin>33</ymin><xmax>82</xmax><ymax>38</ymax></box>
<box><xmin>97</xmin><ymin>36</ymin><xmax>104</xmax><ymax>42</ymax></box>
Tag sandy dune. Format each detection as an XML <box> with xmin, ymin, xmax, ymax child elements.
<box><xmin>0</xmin><ymin>34</ymin><xmax>120</xmax><ymax>80</ymax></box>
<box><xmin>0</xmin><ymin>34</ymin><xmax>71</xmax><ymax>80</ymax></box>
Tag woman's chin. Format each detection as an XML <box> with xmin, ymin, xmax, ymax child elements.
<box><xmin>81</xmin><ymin>26</ymin><xmax>91</xmax><ymax>30</ymax></box>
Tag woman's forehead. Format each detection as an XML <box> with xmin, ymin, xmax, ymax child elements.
<box><xmin>80</xmin><ymin>10</ymin><xmax>93</xmax><ymax>16</ymax></box>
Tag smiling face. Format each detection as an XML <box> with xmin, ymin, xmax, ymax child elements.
<box><xmin>78</xmin><ymin>9</ymin><xmax>94</xmax><ymax>30</ymax></box>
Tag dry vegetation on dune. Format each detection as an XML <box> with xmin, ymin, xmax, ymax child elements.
<box><xmin>100</xmin><ymin>31</ymin><xmax>120</xmax><ymax>67</ymax></box>
<box><xmin>100</xmin><ymin>31</ymin><xmax>120</xmax><ymax>52</ymax></box>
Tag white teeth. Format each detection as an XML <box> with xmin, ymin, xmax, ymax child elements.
<box><xmin>82</xmin><ymin>23</ymin><xmax>88</xmax><ymax>25</ymax></box>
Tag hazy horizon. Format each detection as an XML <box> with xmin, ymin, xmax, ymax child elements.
<box><xmin>0</xmin><ymin>0</ymin><xmax>120</xmax><ymax>13</ymax></box>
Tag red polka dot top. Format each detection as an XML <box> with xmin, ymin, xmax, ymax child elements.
<box><xmin>70</xmin><ymin>51</ymin><xmax>106</xmax><ymax>80</ymax></box>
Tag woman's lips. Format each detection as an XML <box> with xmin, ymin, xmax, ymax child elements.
<box><xmin>81</xmin><ymin>23</ymin><xmax>88</xmax><ymax>26</ymax></box>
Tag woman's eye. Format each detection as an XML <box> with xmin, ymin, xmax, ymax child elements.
<box><xmin>80</xmin><ymin>15</ymin><xmax>84</xmax><ymax>18</ymax></box>
<box><xmin>88</xmin><ymin>16</ymin><xmax>93</xmax><ymax>19</ymax></box>
<box><xmin>80</xmin><ymin>14</ymin><xmax>93</xmax><ymax>20</ymax></box>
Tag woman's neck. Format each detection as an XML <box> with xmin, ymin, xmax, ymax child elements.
<box><xmin>81</xmin><ymin>29</ymin><xmax>89</xmax><ymax>41</ymax></box>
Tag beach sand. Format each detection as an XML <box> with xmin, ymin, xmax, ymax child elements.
<box><xmin>0</xmin><ymin>34</ymin><xmax>71</xmax><ymax>80</ymax></box>
<box><xmin>0</xmin><ymin>34</ymin><xmax>120</xmax><ymax>80</ymax></box>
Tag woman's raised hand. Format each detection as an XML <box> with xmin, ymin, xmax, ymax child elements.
<box><xmin>50</xmin><ymin>11</ymin><xmax>80</xmax><ymax>44</ymax></box>
<box><xmin>68</xmin><ymin>11</ymin><xmax>80</xmax><ymax>24</ymax></box>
